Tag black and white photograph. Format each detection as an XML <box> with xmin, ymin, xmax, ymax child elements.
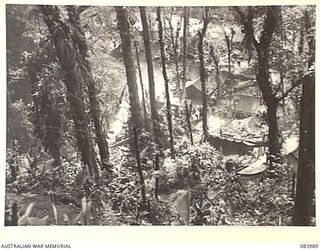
<box><xmin>5</xmin><ymin>4</ymin><xmax>316</xmax><ymax>227</ymax></box>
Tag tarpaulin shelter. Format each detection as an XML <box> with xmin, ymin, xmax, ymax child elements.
<box><xmin>237</xmin><ymin>155</ymin><xmax>267</xmax><ymax>185</ymax></box>
<box><xmin>207</xmin><ymin>134</ymin><xmax>264</xmax><ymax>156</ymax></box>
<box><xmin>234</xmin><ymin>94</ymin><xmax>264</xmax><ymax>115</ymax></box>
<box><xmin>185</xmin><ymin>70</ymin><xmax>234</xmax><ymax>102</ymax></box>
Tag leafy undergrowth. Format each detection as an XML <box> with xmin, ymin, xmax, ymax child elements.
<box><xmin>5</xmin><ymin>193</ymin><xmax>80</xmax><ymax>225</ymax></box>
<box><xmin>5</xmin><ymin>141</ymin><xmax>298</xmax><ymax>226</ymax></box>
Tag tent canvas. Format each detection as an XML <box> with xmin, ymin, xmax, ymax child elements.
<box><xmin>237</xmin><ymin>154</ymin><xmax>267</xmax><ymax>175</ymax></box>
<box><xmin>235</xmin><ymin>94</ymin><xmax>264</xmax><ymax>114</ymax></box>
<box><xmin>185</xmin><ymin>70</ymin><xmax>234</xmax><ymax>101</ymax></box>
<box><xmin>208</xmin><ymin>135</ymin><xmax>260</xmax><ymax>156</ymax></box>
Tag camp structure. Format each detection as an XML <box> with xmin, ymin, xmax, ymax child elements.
<box><xmin>232</xmin><ymin>79</ymin><xmax>255</xmax><ymax>95</ymax></box>
<box><xmin>186</xmin><ymin>65</ymin><xmax>200</xmax><ymax>82</ymax></box>
<box><xmin>233</xmin><ymin>94</ymin><xmax>265</xmax><ymax>117</ymax></box>
<box><xmin>207</xmin><ymin>134</ymin><xmax>265</xmax><ymax>156</ymax></box>
<box><xmin>283</xmin><ymin>135</ymin><xmax>299</xmax><ymax>173</ymax></box>
<box><xmin>155</xmin><ymin>95</ymin><xmax>180</xmax><ymax>116</ymax></box>
<box><xmin>282</xmin><ymin>135</ymin><xmax>299</xmax><ymax>197</ymax></box>
<box><xmin>185</xmin><ymin>70</ymin><xmax>234</xmax><ymax>103</ymax></box>
<box><xmin>220</xmin><ymin>116</ymin><xmax>268</xmax><ymax>143</ymax></box>
<box><xmin>237</xmin><ymin>154</ymin><xmax>267</xmax><ymax>185</ymax></box>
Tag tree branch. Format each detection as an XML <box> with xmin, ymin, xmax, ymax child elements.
<box><xmin>199</xmin><ymin>7</ymin><xmax>210</xmax><ymax>37</ymax></box>
<box><xmin>247</xmin><ymin>7</ymin><xmax>259</xmax><ymax>48</ymax></box>
<box><xmin>277</xmin><ymin>77</ymin><xmax>303</xmax><ymax>102</ymax></box>
<box><xmin>259</xmin><ymin>6</ymin><xmax>280</xmax><ymax>48</ymax></box>
<box><xmin>233</xmin><ymin>7</ymin><xmax>259</xmax><ymax>52</ymax></box>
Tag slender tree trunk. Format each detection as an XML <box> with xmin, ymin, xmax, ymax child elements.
<box><xmin>8</xmin><ymin>124</ymin><xmax>17</xmax><ymax>182</ymax></box>
<box><xmin>280</xmin><ymin>72</ymin><xmax>285</xmax><ymax>114</ymax></box>
<box><xmin>225</xmin><ymin>33</ymin><xmax>231</xmax><ymax>73</ymax></box>
<box><xmin>116</xmin><ymin>7</ymin><xmax>146</xmax><ymax>205</ymax></box>
<box><xmin>198</xmin><ymin>7</ymin><xmax>209</xmax><ymax>142</ymax></box>
<box><xmin>116</xmin><ymin>7</ymin><xmax>143</xmax><ymax>132</ymax></box>
<box><xmin>154</xmin><ymin>153</ymin><xmax>160</xmax><ymax>200</ymax></box>
<box><xmin>133</xmin><ymin>126</ymin><xmax>147</xmax><ymax>204</ymax></box>
<box><xmin>169</xmin><ymin>9</ymin><xmax>181</xmax><ymax>97</ymax></box>
<box><xmin>43</xmin><ymin>96</ymin><xmax>61</xmax><ymax>168</ymax></box>
<box><xmin>224</xmin><ymin>29</ymin><xmax>234</xmax><ymax>73</ymax></box>
<box><xmin>157</xmin><ymin>7</ymin><xmax>175</xmax><ymax>159</ymax></box>
<box><xmin>210</xmin><ymin>46</ymin><xmax>220</xmax><ymax>99</ymax></box>
<box><xmin>181</xmin><ymin>7</ymin><xmax>189</xmax><ymax>100</ymax></box>
<box><xmin>139</xmin><ymin>7</ymin><xmax>159</xmax><ymax>146</ymax></box>
<box><xmin>298</xmin><ymin>28</ymin><xmax>304</xmax><ymax>55</ymax></box>
<box><xmin>185</xmin><ymin>101</ymin><xmax>193</xmax><ymax>145</ymax></box>
<box><xmin>67</xmin><ymin>6</ymin><xmax>111</xmax><ymax>173</ymax></box>
<box><xmin>134</xmin><ymin>42</ymin><xmax>149</xmax><ymax>130</ymax></box>
<box><xmin>40</xmin><ymin>6</ymin><xmax>99</xmax><ymax>182</ymax></box>
<box><xmin>28</xmin><ymin>61</ymin><xmax>42</xmax><ymax>141</ymax></box>
<box><xmin>292</xmin><ymin>173</ymin><xmax>296</xmax><ymax>199</ymax></box>
<box><xmin>86</xmin><ymin>75</ymin><xmax>110</xmax><ymax>170</ymax></box>
<box><xmin>278</xmin><ymin>13</ymin><xmax>286</xmax><ymax>116</ymax></box>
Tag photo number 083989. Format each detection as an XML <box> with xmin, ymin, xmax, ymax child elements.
<box><xmin>300</xmin><ymin>244</ymin><xmax>319</xmax><ymax>248</ymax></box>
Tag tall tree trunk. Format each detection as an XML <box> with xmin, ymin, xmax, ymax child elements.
<box><xmin>28</xmin><ymin>58</ymin><xmax>62</xmax><ymax>169</ymax></box>
<box><xmin>224</xmin><ymin>28</ymin><xmax>235</xmax><ymax>73</ymax></box>
<box><xmin>43</xmin><ymin>94</ymin><xmax>61</xmax><ymax>168</ymax></box>
<box><xmin>256</xmin><ymin>7</ymin><xmax>282</xmax><ymax>172</ymax></box>
<box><xmin>210</xmin><ymin>46</ymin><xmax>220</xmax><ymax>100</ymax></box>
<box><xmin>139</xmin><ymin>7</ymin><xmax>159</xmax><ymax>146</ymax></box>
<box><xmin>293</xmin><ymin>74</ymin><xmax>315</xmax><ymax>226</ymax></box>
<box><xmin>154</xmin><ymin>153</ymin><xmax>160</xmax><ymax>200</ymax></box>
<box><xmin>198</xmin><ymin>7</ymin><xmax>209</xmax><ymax>142</ymax></box>
<box><xmin>67</xmin><ymin>6</ymin><xmax>111</xmax><ymax>173</ymax></box>
<box><xmin>8</xmin><ymin>122</ymin><xmax>17</xmax><ymax>182</ymax></box>
<box><xmin>293</xmin><ymin>9</ymin><xmax>315</xmax><ymax>226</ymax></box>
<box><xmin>277</xmin><ymin>9</ymin><xmax>287</xmax><ymax>117</ymax></box>
<box><xmin>28</xmin><ymin>61</ymin><xmax>42</xmax><ymax>141</ymax></box>
<box><xmin>181</xmin><ymin>7</ymin><xmax>189</xmax><ymax>100</ymax></box>
<box><xmin>169</xmin><ymin>8</ymin><xmax>181</xmax><ymax>97</ymax></box>
<box><xmin>185</xmin><ymin>101</ymin><xmax>193</xmax><ymax>145</ymax></box>
<box><xmin>116</xmin><ymin>7</ymin><xmax>146</xmax><ymax>204</ymax></box>
<box><xmin>40</xmin><ymin>6</ymin><xmax>99</xmax><ymax>182</ymax></box>
<box><xmin>133</xmin><ymin>126</ymin><xmax>147</xmax><ymax>204</ymax></box>
<box><xmin>235</xmin><ymin>6</ymin><xmax>282</xmax><ymax>172</ymax></box>
<box><xmin>280</xmin><ymin>72</ymin><xmax>285</xmax><ymax>114</ymax></box>
<box><xmin>293</xmin><ymin>73</ymin><xmax>315</xmax><ymax>225</ymax></box>
<box><xmin>256</xmin><ymin>47</ymin><xmax>281</xmax><ymax>172</ymax></box>
<box><xmin>116</xmin><ymin>7</ymin><xmax>143</xmax><ymax>132</ymax></box>
<box><xmin>157</xmin><ymin>7</ymin><xmax>175</xmax><ymax>159</ymax></box>
<box><xmin>86</xmin><ymin>75</ymin><xmax>110</xmax><ymax>171</ymax></box>
<box><xmin>134</xmin><ymin>41</ymin><xmax>149</xmax><ymax>130</ymax></box>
